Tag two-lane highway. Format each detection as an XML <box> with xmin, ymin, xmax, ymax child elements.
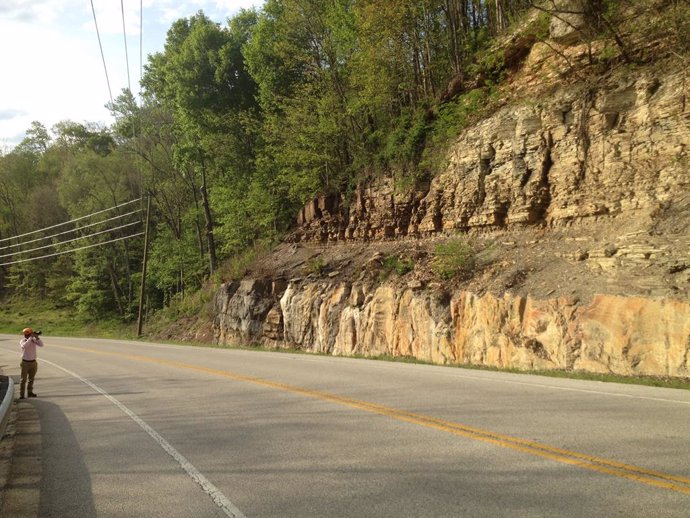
<box><xmin>0</xmin><ymin>334</ymin><xmax>688</xmax><ymax>517</ymax></box>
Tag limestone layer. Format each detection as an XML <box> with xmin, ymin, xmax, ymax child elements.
<box><xmin>293</xmin><ymin>69</ymin><xmax>689</xmax><ymax>242</ymax></box>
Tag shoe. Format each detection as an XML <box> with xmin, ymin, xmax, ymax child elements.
<box><xmin>28</xmin><ymin>393</ymin><xmax>37</xmax><ymax>398</ymax></box>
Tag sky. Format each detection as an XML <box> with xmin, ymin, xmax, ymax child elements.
<box><xmin>0</xmin><ymin>0</ymin><xmax>263</xmax><ymax>150</ymax></box>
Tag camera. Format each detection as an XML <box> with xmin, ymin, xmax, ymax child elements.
<box><xmin>34</xmin><ymin>330</ymin><xmax>42</xmax><ymax>336</ymax></box>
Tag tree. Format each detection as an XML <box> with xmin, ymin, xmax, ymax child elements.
<box><xmin>245</xmin><ymin>0</ymin><xmax>360</xmax><ymax>204</ymax></box>
<box><xmin>142</xmin><ymin>10</ymin><xmax>262</xmax><ymax>275</ymax></box>
<box><xmin>55</xmin><ymin>122</ymin><xmax>142</xmax><ymax>318</ymax></box>
<box><xmin>15</xmin><ymin>121</ymin><xmax>51</xmax><ymax>155</ymax></box>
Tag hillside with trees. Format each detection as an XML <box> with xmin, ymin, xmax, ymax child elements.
<box><xmin>1</xmin><ymin>0</ymin><xmax>688</xmax><ymax>345</ymax></box>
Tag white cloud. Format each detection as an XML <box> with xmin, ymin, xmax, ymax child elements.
<box><xmin>0</xmin><ymin>0</ymin><xmax>77</xmax><ymax>24</ymax></box>
<box><xmin>0</xmin><ymin>109</ymin><xmax>27</xmax><ymax>121</ymax></box>
<box><xmin>0</xmin><ymin>13</ymin><xmax>115</xmax><ymax>139</ymax></box>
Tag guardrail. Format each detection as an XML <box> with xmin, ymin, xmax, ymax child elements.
<box><xmin>0</xmin><ymin>376</ymin><xmax>15</xmax><ymax>440</ymax></box>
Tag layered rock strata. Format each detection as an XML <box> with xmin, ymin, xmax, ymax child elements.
<box><xmin>213</xmin><ymin>279</ymin><xmax>690</xmax><ymax>378</ymax></box>
<box><xmin>213</xmin><ymin>39</ymin><xmax>690</xmax><ymax>378</ymax></box>
<box><xmin>292</xmin><ymin>69</ymin><xmax>689</xmax><ymax>242</ymax></box>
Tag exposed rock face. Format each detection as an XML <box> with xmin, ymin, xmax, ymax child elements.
<box><xmin>548</xmin><ymin>0</ymin><xmax>587</xmax><ymax>44</ymax></box>
<box><xmin>212</xmin><ymin>22</ymin><xmax>690</xmax><ymax>379</ymax></box>
<box><xmin>213</xmin><ymin>280</ymin><xmax>275</xmax><ymax>346</ymax></box>
<box><xmin>212</xmin><ymin>279</ymin><xmax>690</xmax><ymax>378</ymax></box>
<box><xmin>292</xmin><ymin>70</ymin><xmax>689</xmax><ymax>242</ymax></box>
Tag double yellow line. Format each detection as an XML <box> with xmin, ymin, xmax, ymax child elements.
<box><xmin>55</xmin><ymin>344</ymin><xmax>690</xmax><ymax>496</ymax></box>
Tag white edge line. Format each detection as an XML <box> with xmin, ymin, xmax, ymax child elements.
<box><xmin>41</xmin><ymin>359</ymin><xmax>246</xmax><ymax>518</ymax></box>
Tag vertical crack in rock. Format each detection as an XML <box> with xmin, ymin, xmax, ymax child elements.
<box><xmin>477</xmin><ymin>170</ymin><xmax>488</xmax><ymax>208</ymax></box>
<box><xmin>476</xmin><ymin>142</ymin><xmax>496</xmax><ymax>210</ymax></box>
<box><xmin>534</xmin><ymin>130</ymin><xmax>554</xmax><ymax>223</ymax></box>
<box><xmin>518</xmin><ymin>157</ymin><xmax>532</xmax><ymax>188</ymax></box>
<box><xmin>576</xmin><ymin>88</ymin><xmax>595</xmax><ymax>185</ymax></box>
<box><xmin>432</xmin><ymin>196</ymin><xmax>444</xmax><ymax>232</ymax></box>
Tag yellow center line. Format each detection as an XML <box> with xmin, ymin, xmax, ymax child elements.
<box><xmin>53</xmin><ymin>344</ymin><xmax>690</xmax><ymax>495</ymax></box>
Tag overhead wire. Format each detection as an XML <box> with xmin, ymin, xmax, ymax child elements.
<box><xmin>90</xmin><ymin>0</ymin><xmax>114</xmax><ymax>105</ymax></box>
<box><xmin>140</xmin><ymin>0</ymin><xmax>144</xmax><ymax>94</ymax></box>
<box><xmin>0</xmin><ymin>233</ymin><xmax>145</xmax><ymax>267</ymax></box>
<box><xmin>0</xmin><ymin>221</ymin><xmax>142</xmax><ymax>260</ymax></box>
<box><xmin>0</xmin><ymin>200</ymin><xmax>144</xmax><ymax>267</ymax></box>
<box><xmin>0</xmin><ymin>209</ymin><xmax>142</xmax><ymax>252</ymax></box>
<box><xmin>121</xmin><ymin>0</ymin><xmax>132</xmax><ymax>93</ymax></box>
<box><xmin>0</xmin><ymin>199</ymin><xmax>141</xmax><ymax>244</ymax></box>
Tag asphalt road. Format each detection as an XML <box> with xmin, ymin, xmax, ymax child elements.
<box><xmin>0</xmin><ymin>334</ymin><xmax>688</xmax><ymax>517</ymax></box>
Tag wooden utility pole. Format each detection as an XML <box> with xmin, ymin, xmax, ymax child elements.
<box><xmin>137</xmin><ymin>195</ymin><xmax>151</xmax><ymax>337</ymax></box>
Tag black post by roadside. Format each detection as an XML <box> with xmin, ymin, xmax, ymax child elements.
<box><xmin>137</xmin><ymin>195</ymin><xmax>151</xmax><ymax>337</ymax></box>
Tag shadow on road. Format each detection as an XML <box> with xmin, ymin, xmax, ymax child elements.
<box><xmin>1</xmin><ymin>379</ymin><xmax>97</xmax><ymax>517</ymax></box>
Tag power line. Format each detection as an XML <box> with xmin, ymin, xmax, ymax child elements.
<box><xmin>121</xmin><ymin>0</ymin><xmax>132</xmax><ymax>93</ymax></box>
<box><xmin>140</xmin><ymin>0</ymin><xmax>143</xmax><ymax>94</ymax></box>
<box><xmin>0</xmin><ymin>199</ymin><xmax>141</xmax><ymax>245</ymax></box>
<box><xmin>0</xmin><ymin>233</ymin><xmax>145</xmax><ymax>267</ymax></box>
<box><xmin>0</xmin><ymin>221</ymin><xmax>142</xmax><ymax>260</ymax></box>
<box><xmin>0</xmin><ymin>209</ymin><xmax>141</xmax><ymax>252</ymax></box>
<box><xmin>90</xmin><ymin>0</ymin><xmax>114</xmax><ymax>104</ymax></box>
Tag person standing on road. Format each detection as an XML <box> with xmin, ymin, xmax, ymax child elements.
<box><xmin>19</xmin><ymin>327</ymin><xmax>43</xmax><ymax>399</ymax></box>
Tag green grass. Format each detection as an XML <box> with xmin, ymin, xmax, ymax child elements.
<box><xmin>432</xmin><ymin>238</ymin><xmax>477</xmax><ymax>280</ymax></box>
<box><xmin>305</xmin><ymin>257</ymin><xmax>326</xmax><ymax>276</ymax></box>
<box><xmin>0</xmin><ymin>300</ymin><xmax>137</xmax><ymax>339</ymax></box>
<box><xmin>379</xmin><ymin>255</ymin><xmax>415</xmax><ymax>281</ymax></box>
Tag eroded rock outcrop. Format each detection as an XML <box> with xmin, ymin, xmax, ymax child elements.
<box><xmin>213</xmin><ymin>279</ymin><xmax>690</xmax><ymax>378</ymax></box>
<box><xmin>291</xmin><ymin>69</ymin><xmax>689</xmax><ymax>242</ymax></box>
<box><xmin>211</xmin><ymin>16</ymin><xmax>690</xmax><ymax>379</ymax></box>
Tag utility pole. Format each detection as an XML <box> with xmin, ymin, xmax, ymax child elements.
<box><xmin>137</xmin><ymin>195</ymin><xmax>151</xmax><ymax>337</ymax></box>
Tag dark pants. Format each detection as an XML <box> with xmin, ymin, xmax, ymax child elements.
<box><xmin>20</xmin><ymin>360</ymin><xmax>38</xmax><ymax>396</ymax></box>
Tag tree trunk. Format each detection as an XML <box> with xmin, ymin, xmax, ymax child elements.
<box><xmin>198</xmin><ymin>155</ymin><xmax>217</xmax><ymax>275</ymax></box>
<box><xmin>495</xmin><ymin>0</ymin><xmax>507</xmax><ymax>32</ymax></box>
<box><xmin>108</xmin><ymin>259</ymin><xmax>125</xmax><ymax>316</ymax></box>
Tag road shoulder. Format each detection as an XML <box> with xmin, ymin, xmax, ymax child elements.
<box><xmin>0</xmin><ymin>389</ymin><xmax>41</xmax><ymax>516</ymax></box>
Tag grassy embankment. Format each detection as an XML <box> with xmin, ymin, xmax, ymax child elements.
<box><xmin>0</xmin><ymin>300</ymin><xmax>138</xmax><ymax>339</ymax></box>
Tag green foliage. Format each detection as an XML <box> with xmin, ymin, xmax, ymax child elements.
<box><xmin>380</xmin><ymin>108</ymin><xmax>429</xmax><ymax>171</ymax></box>
<box><xmin>0</xmin><ymin>298</ymin><xmax>137</xmax><ymax>338</ymax></box>
<box><xmin>211</xmin><ymin>183</ymin><xmax>257</xmax><ymax>255</ymax></box>
<box><xmin>379</xmin><ymin>255</ymin><xmax>415</xmax><ymax>281</ymax></box>
<box><xmin>148</xmin><ymin>218</ymin><xmax>207</xmax><ymax>301</ymax></box>
<box><xmin>643</xmin><ymin>0</ymin><xmax>690</xmax><ymax>56</ymax></box>
<box><xmin>421</xmin><ymin>88</ymin><xmax>495</xmax><ymax>173</ymax></box>
<box><xmin>152</xmin><ymin>284</ymin><xmax>215</xmax><ymax>322</ymax></box>
<box><xmin>64</xmin><ymin>252</ymin><xmax>115</xmax><ymax>319</ymax></box>
<box><xmin>527</xmin><ymin>11</ymin><xmax>551</xmax><ymax>41</ymax></box>
<box><xmin>432</xmin><ymin>238</ymin><xmax>477</xmax><ymax>280</ymax></box>
<box><xmin>213</xmin><ymin>240</ymin><xmax>274</xmax><ymax>283</ymax></box>
<box><xmin>306</xmin><ymin>257</ymin><xmax>326</xmax><ymax>276</ymax></box>
<box><xmin>598</xmin><ymin>43</ymin><xmax>620</xmax><ymax>63</ymax></box>
<box><xmin>15</xmin><ymin>122</ymin><xmax>51</xmax><ymax>154</ymax></box>
<box><xmin>467</xmin><ymin>49</ymin><xmax>507</xmax><ymax>85</ymax></box>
